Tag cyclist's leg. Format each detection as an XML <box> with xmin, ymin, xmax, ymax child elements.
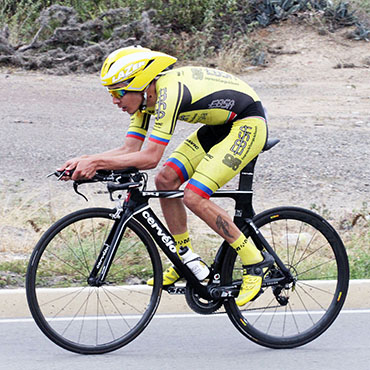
<box><xmin>155</xmin><ymin>129</ymin><xmax>205</xmax><ymax>236</ymax></box>
<box><xmin>150</xmin><ymin>129</ymin><xmax>208</xmax><ymax>285</ymax></box>
<box><xmin>182</xmin><ymin>117</ymin><xmax>269</xmax><ymax>304</ymax></box>
<box><xmin>183</xmin><ymin>117</ymin><xmax>267</xmax><ymax>245</ymax></box>
<box><xmin>156</xmin><ymin>122</ymin><xmax>237</xmax><ymax>235</ymax></box>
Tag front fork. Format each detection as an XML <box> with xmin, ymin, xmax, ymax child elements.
<box><xmin>87</xmin><ymin>207</ymin><xmax>128</xmax><ymax>287</ymax></box>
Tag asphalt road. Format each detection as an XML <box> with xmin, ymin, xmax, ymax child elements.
<box><xmin>0</xmin><ymin>310</ymin><xmax>369</xmax><ymax>370</ymax></box>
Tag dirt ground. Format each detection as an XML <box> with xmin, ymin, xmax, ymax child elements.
<box><xmin>0</xmin><ymin>22</ymin><xmax>369</xmax><ymax>220</ymax></box>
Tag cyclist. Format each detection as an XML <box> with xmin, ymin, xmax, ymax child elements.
<box><xmin>58</xmin><ymin>46</ymin><xmax>273</xmax><ymax>306</ymax></box>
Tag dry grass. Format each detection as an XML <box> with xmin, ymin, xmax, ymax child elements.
<box><xmin>0</xmin><ymin>182</ymin><xmax>368</xmax><ymax>287</ymax></box>
<box><xmin>337</xmin><ymin>203</ymin><xmax>370</xmax><ymax>279</ymax></box>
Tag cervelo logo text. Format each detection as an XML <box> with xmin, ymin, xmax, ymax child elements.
<box><xmin>112</xmin><ymin>61</ymin><xmax>146</xmax><ymax>83</ymax></box>
<box><xmin>142</xmin><ymin>211</ymin><xmax>177</xmax><ymax>252</ymax></box>
<box><xmin>96</xmin><ymin>243</ymin><xmax>110</xmax><ymax>269</ymax></box>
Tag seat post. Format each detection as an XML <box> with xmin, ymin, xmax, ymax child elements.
<box><xmin>238</xmin><ymin>156</ymin><xmax>258</xmax><ymax>192</ymax></box>
<box><xmin>232</xmin><ymin>157</ymin><xmax>259</xmax><ymax>224</ymax></box>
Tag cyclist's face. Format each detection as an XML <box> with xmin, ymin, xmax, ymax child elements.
<box><xmin>108</xmin><ymin>83</ymin><xmax>143</xmax><ymax>114</ymax></box>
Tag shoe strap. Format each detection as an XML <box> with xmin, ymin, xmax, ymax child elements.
<box><xmin>242</xmin><ymin>252</ymin><xmax>274</xmax><ymax>276</ymax></box>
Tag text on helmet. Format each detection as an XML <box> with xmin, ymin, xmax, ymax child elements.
<box><xmin>112</xmin><ymin>61</ymin><xmax>146</xmax><ymax>84</ymax></box>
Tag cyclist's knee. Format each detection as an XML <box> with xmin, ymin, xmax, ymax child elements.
<box><xmin>183</xmin><ymin>188</ymin><xmax>208</xmax><ymax>213</ymax></box>
<box><xmin>155</xmin><ymin>166</ymin><xmax>182</xmax><ymax>190</ymax></box>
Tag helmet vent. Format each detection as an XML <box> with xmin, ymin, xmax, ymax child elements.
<box><xmin>143</xmin><ymin>59</ymin><xmax>154</xmax><ymax>70</ymax></box>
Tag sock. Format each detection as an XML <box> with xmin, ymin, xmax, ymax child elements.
<box><xmin>173</xmin><ymin>230</ymin><xmax>193</xmax><ymax>256</ymax></box>
<box><xmin>230</xmin><ymin>234</ymin><xmax>263</xmax><ymax>266</ymax></box>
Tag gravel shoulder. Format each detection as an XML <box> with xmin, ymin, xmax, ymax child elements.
<box><xmin>0</xmin><ymin>23</ymin><xmax>369</xmax><ymax>216</ymax></box>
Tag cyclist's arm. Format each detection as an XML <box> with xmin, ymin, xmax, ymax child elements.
<box><xmin>87</xmin><ymin>136</ymin><xmax>144</xmax><ymax>159</ymax></box>
<box><xmin>93</xmin><ymin>140</ymin><xmax>166</xmax><ymax>171</ymax></box>
<box><xmin>67</xmin><ymin>141</ymin><xmax>165</xmax><ymax>180</ymax></box>
<box><xmin>58</xmin><ymin>111</ymin><xmax>150</xmax><ymax>175</ymax></box>
<box><xmin>89</xmin><ymin>111</ymin><xmax>150</xmax><ymax>158</ymax></box>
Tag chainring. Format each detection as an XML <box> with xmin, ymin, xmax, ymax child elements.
<box><xmin>185</xmin><ymin>282</ymin><xmax>223</xmax><ymax>315</ymax></box>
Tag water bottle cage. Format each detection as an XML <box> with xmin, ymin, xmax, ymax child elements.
<box><xmin>184</xmin><ymin>257</ymin><xmax>203</xmax><ymax>265</ymax></box>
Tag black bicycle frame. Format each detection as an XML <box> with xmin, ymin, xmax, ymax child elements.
<box><xmin>88</xmin><ymin>151</ymin><xmax>291</xmax><ymax>300</ymax></box>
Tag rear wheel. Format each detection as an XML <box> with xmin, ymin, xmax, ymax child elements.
<box><xmin>26</xmin><ymin>208</ymin><xmax>162</xmax><ymax>354</ymax></box>
<box><xmin>222</xmin><ymin>206</ymin><xmax>349</xmax><ymax>348</ymax></box>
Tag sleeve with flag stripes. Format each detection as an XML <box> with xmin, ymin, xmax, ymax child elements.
<box><xmin>126</xmin><ymin>112</ymin><xmax>151</xmax><ymax>141</ymax></box>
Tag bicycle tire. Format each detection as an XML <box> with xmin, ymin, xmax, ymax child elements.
<box><xmin>26</xmin><ymin>208</ymin><xmax>162</xmax><ymax>354</ymax></box>
<box><xmin>222</xmin><ymin>206</ymin><xmax>349</xmax><ymax>349</ymax></box>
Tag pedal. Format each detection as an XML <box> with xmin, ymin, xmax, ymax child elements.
<box><xmin>164</xmin><ymin>285</ymin><xmax>186</xmax><ymax>295</ymax></box>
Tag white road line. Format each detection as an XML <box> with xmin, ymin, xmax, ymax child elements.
<box><xmin>1</xmin><ymin>309</ymin><xmax>369</xmax><ymax>324</ymax></box>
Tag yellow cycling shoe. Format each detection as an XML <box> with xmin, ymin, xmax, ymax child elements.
<box><xmin>147</xmin><ymin>266</ymin><xmax>181</xmax><ymax>286</ymax></box>
<box><xmin>235</xmin><ymin>252</ymin><xmax>274</xmax><ymax>307</ymax></box>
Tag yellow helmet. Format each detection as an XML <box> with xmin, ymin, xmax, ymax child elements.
<box><xmin>100</xmin><ymin>46</ymin><xmax>177</xmax><ymax>91</ymax></box>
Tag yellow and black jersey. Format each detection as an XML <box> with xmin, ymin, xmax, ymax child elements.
<box><xmin>126</xmin><ymin>66</ymin><xmax>265</xmax><ymax>146</ymax></box>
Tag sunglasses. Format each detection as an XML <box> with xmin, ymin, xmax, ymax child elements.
<box><xmin>108</xmin><ymin>87</ymin><xmax>127</xmax><ymax>99</ymax></box>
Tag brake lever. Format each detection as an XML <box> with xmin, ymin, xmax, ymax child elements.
<box><xmin>73</xmin><ymin>181</ymin><xmax>89</xmax><ymax>202</ymax></box>
<box><xmin>46</xmin><ymin>170</ymin><xmax>74</xmax><ymax>181</ymax></box>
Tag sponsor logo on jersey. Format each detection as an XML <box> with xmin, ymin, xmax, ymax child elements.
<box><xmin>230</xmin><ymin>125</ymin><xmax>253</xmax><ymax>156</ymax></box>
<box><xmin>156</xmin><ymin>87</ymin><xmax>168</xmax><ymax>120</ymax></box>
<box><xmin>222</xmin><ymin>153</ymin><xmax>242</xmax><ymax>171</ymax></box>
<box><xmin>208</xmin><ymin>99</ymin><xmax>235</xmax><ymax>110</ymax></box>
<box><xmin>191</xmin><ymin>68</ymin><xmax>204</xmax><ymax>80</ymax></box>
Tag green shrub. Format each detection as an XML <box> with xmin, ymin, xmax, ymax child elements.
<box><xmin>1</xmin><ymin>0</ymin><xmax>368</xmax><ymax>72</ymax></box>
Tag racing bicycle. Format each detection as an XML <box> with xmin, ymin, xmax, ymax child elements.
<box><xmin>26</xmin><ymin>138</ymin><xmax>349</xmax><ymax>354</ymax></box>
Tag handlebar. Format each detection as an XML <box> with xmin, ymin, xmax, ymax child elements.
<box><xmin>49</xmin><ymin>168</ymin><xmax>140</xmax><ymax>183</ymax></box>
<box><xmin>48</xmin><ymin>167</ymin><xmax>144</xmax><ymax>201</ymax></box>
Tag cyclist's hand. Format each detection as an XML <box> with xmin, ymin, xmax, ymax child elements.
<box><xmin>57</xmin><ymin>155</ymin><xmax>91</xmax><ymax>181</ymax></box>
<box><xmin>70</xmin><ymin>158</ymin><xmax>97</xmax><ymax>181</ymax></box>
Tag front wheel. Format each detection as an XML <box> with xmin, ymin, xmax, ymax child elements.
<box><xmin>222</xmin><ymin>206</ymin><xmax>349</xmax><ymax>349</ymax></box>
<box><xmin>26</xmin><ymin>208</ymin><xmax>162</xmax><ymax>354</ymax></box>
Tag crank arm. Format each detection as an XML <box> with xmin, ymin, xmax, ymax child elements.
<box><xmin>164</xmin><ymin>285</ymin><xmax>186</xmax><ymax>295</ymax></box>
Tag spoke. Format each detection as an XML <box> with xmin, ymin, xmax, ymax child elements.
<box><xmin>113</xmin><ymin>239</ymin><xmax>142</xmax><ymax>263</ymax></box>
<box><xmin>60</xmin><ymin>288</ymin><xmax>94</xmax><ymax>337</ymax></box>
<box><xmin>105</xmin><ymin>232</ymin><xmax>145</xmax><ymax>283</ymax></box>
<box><xmin>42</xmin><ymin>249</ymin><xmax>89</xmax><ymax>279</ymax></box>
<box><xmin>285</xmin><ymin>219</ymin><xmax>290</xmax><ymax>266</ymax></box>
<box><xmin>51</xmin><ymin>232</ymin><xmax>91</xmax><ymax>277</ymax></box>
<box><xmin>266</xmin><ymin>305</ymin><xmax>278</xmax><ymax>335</ymax></box>
<box><xmin>73</xmin><ymin>223</ymin><xmax>91</xmax><ymax>275</ymax></box>
<box><xmin>105</xmin><ymin>286</ymin><xmax>152</xmax><ymax>297</ymax></box>
<box><xmin>101</xmin><ymin>287</ymin><xmax>133</xmax><ymax>331</ymax></box>
<box><xmin>39</xmin><ymin>287</ymin><xmax>85</xmax><ymax>308</ymax></box>
<box><xmin>294</xmin><ymin>228</ymin><xmax>318</xmax><ymax>267</ymax></box>
<box><xmin>293</xmin><ymin>242</ymin><xmax>330</xmax><ymax>268</ymax></box>
<box><xmin>96</xmin><ymin>289</ymin><xmax>99</xmax><ymax>345</ymax></box>
<box><xmin>290</xmin><ymin>221</ymin><xmax>305</xmax><ymax>266</ymax></box>
<box><xmin>78</xmin><ymin>290</ymin><xmax>92</xmax><ymax>343</ymax></box>
<box><xmin>282</xmin><ymin>303</ymin><xmax>288</xmax><ymax>337</ymax></box>
<box><xmin>97</xmin><ymin>290</ymin><xmax>116</xmax><ymax>341</ymax></box>
<box><xmin>286</xmin><ymin>290</ymin><xmax>300</xmax><ymax>335</ymax></box>
<box><xmin>99</xmin><ymin>219</ymin><xmax>112</xmax><ymax>257</ymax></box>
<box><xmin>268</xmin><ymin>221</ymin><xmax>277</xmax><ymax>252</ymax></box>
<box><xmin>248</xmin><ymin>296</ymin><xmax>277</xmax><ymax>326</ymax></box>
<box><xmin>302</xmin><ymin>275</ymin><xmax>339</xmax><ymax>280</ymax></box>
<box><xmin>297</xmin><ymin>281</ymin><xmax>335</xmax><ymax>296</ymax></box>
<box><xmin>91</xmin><ymin>217</ymin><xmax>97</xmax><ymax>259</ymax></box>
<box><xmin>47</xmin><ymin>288</ymin><xmax>86</xmax><ymax>320</ymax></box>
<box><xmin>103</xmin><ymin>287</ymin><xmax>147</xmax><ymax>315</ymax></box>
<box><xmin>294</xmin><ymin>287</ymin><xmax>316</xmax><ymax>325</ymax></box>
<box><xmin>296</xmin><ymin>283</ymin><xmax>327</xmax><ymax>312</ymax></box>
<box><xmin>296</xmin><ymin>257</ymin><xmax>336</xmax><ymax>279</ymax></box>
